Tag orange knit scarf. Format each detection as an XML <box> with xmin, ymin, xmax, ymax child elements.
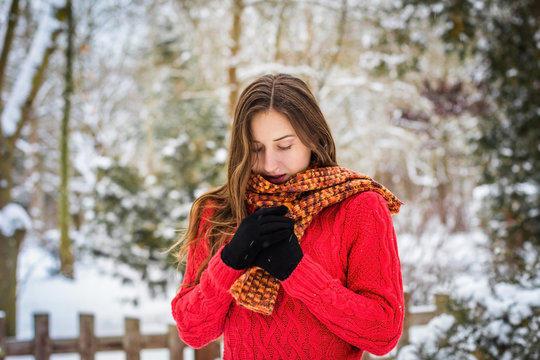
<box><xmin>229</xmin><ymin>166</ymin><xmax>403</xmax><ymax>315</ymax></box>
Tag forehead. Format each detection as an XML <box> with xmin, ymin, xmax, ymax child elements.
<box><xmin>250</xmin><ymin>110</ymin><xmax>296</xmax><ymax>141</ymax></box>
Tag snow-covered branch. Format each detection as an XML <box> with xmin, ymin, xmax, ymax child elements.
<box><xmin>1</xmin><ymin>0</ymin><xmax>66</xmax><ymax>137</ymax></box>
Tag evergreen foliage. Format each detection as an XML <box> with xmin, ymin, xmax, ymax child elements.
<box><xmin>82</xmin><ymin>11</ymin><xmax>228</xmax><ymax>293</ymax></box>
<box><xmin>88</xmin><ymin>111</ymin><xmax>227</xmax><ymax>295</ymax></box>
<box><xmin>403</xmin><ymin>0</ymin><xmax>540</xmax><ymax>283</ymax></box>
<box><xmin>475</xmin><ymin>1</ymin><xmax>540</xmax><ymax>283</ymax></box>
<box><xmin>396</xmin><ymin>0</ymin><xmax>540</xmax><ymax>358</ymax></box>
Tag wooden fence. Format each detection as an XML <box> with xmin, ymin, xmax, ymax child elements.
<box><xmin>0</xmin><ymin>314</ymin><xmax>220</xmax><ymax>360</ymax></box>
<box><xmin>0</xmin><ymin>292</ymin><xmax>449</xmax><ymax>360</ymax></box>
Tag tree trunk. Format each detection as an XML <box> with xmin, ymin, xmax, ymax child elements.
<box><xmin>0</xmin><ymin>0</ymin><xmax>68</xmax><ymax>336</ymax></box>
<box><xmin>0</xmin><ymin>69</ymin><xmax>17</xmax><ymax>339</ymax></box>
<box><xmin>0</xmin><ymin>230</ymin><xmax>23</xmax><ymax>337</ymax></box>
<box><xmin>227</xmin><ymin>0</ymin><xmax>243</xmax><ymax>119</ymax></box>
<box><xmin>59</xmin><ymin>0</ymin><xmax>74</xmax><ymax>278</ymax></box>
<box><xmin>273</xmin><ymin>3</ymin><xmax>289</xmax><ymax>63</ymax></box>
<box><xmin>0</xmin><ymin>228</ymin><xmax>25</xmax><ymax>337</ymax></box>
<box><xmin>0</xmin><ymin>139</ymin><xmax>17</xmax><ymax>338</ymax></box>
<box><xmin>318</xmin><ymin>0</ymin><xmax>348</xmax><ymax>92</ymax></box>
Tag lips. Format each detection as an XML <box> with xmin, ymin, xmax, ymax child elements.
<box><xmin>264</xmin><ymin>174</ymin><xmax>287</xmax><ymax>184</ymax></box>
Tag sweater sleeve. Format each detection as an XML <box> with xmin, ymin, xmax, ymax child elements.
<box><xmin>281</xmin><ymin>192</ymin><xmax>404</xmax><ymax>356</ymax></box>
<box><xmin>171</xmin><ymin>210</ymin><xmax>243</xmax><ymax>349</ymax></box>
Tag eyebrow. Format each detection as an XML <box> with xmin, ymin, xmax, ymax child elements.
<box><xmin>273</xmin><ymin>134</ymin><xmax>295</xmax><ymax>141</ymax></box>
<box><xmin>252</xmin><ymin>134</ymin><xmax>296</xmax><ymax>143</ymax></box>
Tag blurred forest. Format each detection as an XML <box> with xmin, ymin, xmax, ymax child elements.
<box><xmin>0</xmin><ymin>0</ymin><xmax>539</xmax><ymax>358</ymax></box>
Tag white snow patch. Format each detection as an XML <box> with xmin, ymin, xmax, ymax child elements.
<box><xmin>0</xmin><ymin>203</ymin><xmax>32</xmax><ymax>236</ymax></box>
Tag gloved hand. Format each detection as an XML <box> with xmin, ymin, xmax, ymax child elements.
<box><xmin>221</xmin><ymin>205</ymin><xmax>294</xmax><ymax>270</ymax></box>
<box><xmin>253</xmin><ymin>231</ymin><xmax>303</xmax><ymax>281</ymax></box>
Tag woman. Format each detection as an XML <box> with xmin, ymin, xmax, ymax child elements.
<box><xmin>171</xmin><ymin>73</ymin><xmax>404</xmax><ymax>359</ymax></box>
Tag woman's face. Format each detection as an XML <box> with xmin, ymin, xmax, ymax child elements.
<box><xmin>250</xmin><ymin>110</ymin><xmax>312</xmax><ymax>184</ymax></box>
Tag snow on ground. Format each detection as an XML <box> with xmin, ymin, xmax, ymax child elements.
<box><xmin>12</xmin><ymin>241</ymin><xmax>190</xmax><ymax>360</ymax></box>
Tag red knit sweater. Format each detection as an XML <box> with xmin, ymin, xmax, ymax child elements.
<box><xmin>171</xmin><ymin>191</ymin><xmax>404</xmax><ymax>359</ymax></box>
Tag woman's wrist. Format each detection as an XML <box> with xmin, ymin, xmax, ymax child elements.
<box><xmin>281</xmin><ymin>253</ymin><xmax>331</xmax><ymax>296</ymax></box>
<box><xmin>207</xmin><ymin>246</ymin><xmax>246</xmax><ymax>292</ymax></box>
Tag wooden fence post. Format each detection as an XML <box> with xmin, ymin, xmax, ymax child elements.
<box><xmin>167</xmin><ymin>324</ymin><xmax>184</xmax><ymax>360</ymax></box>
<box><xmin>397</xmin><ymin>291</ymin><xmax>411</xmax><ymax>350</ymax></box>
<box><xmin>195</xmin><ymin>340</ymin><xmax>220</xmax><ymax>360</ymax></box>
<box><xmin>34</xmin><ymin>313</ymin><xmax>51</xmax><ymax>360</ymax></box>
<box><xmin>123</xmin><ymin>317</ymin><xmax>141</xmax><ymax>360</ymax></box>
<box><xmin>78</xmin><ymin>314</ymin><xmax>96</xmax><ymax>360</ymax></box>
<box><xmin>0</xmin><ymin>315</ymin><xmax>6</xmax><ymax>360</ymax></box>
<box><xmin>435</xmin><ymin>293</ymin><xmax>450</xmax><ymax>315</ymax></box>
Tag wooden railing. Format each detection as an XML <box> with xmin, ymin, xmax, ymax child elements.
<box><xmin>0</xmin><ymin>313</ymin><xmax>219</xmax><ymax>360</ymax></box>
<box><xmin>398</xmin><ymin>292</ymin><xmax>450</xmax><ymax>348</ymax></box>
<box><xmin>1</xmin><ymin>292</ymin><xmax>450</xmax><ymax>360</ymax></box>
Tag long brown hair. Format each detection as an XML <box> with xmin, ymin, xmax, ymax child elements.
<box><xmin>171</xmin><ymin>73</ymin><xmax>337</xmax><ymax>284</ymax></box>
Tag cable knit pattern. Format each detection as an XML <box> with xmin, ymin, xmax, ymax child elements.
<box><xmin>171</xmin><ymin>191</ymin><xmax>404</xmax><ymax>359</ymax></box>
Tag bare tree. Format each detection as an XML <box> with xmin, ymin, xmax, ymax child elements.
<box><xmin>0</xmin><ymin>0</ymin><xmax>68</xmax><ymax>336</ymax></box>
<box><xmin>317</xmin><ymin>0</ymin><xmax>348</xmax><ymax>91</ymax></box>
<box><xmin>59</xmin><ymin>0</ymin><xmax>74</xmax><ymax>278</ymax></box>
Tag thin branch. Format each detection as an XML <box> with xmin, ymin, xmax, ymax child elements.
<box><xmin>0</xmin><ymin>0</ymin><xmax>21</xmax><ymax>128</ymax></box>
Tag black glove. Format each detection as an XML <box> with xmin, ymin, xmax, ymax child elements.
<box><xmin>221</xmin><ymin>205</ymin><xmax>294</xmax><ymax>270</ymax></box>
<box><xmin>253</xmin><ymin>231</ymin><xmax>303</xmax><ymax>281</ymax></box>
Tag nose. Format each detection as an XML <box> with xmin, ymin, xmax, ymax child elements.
<box><xmin>263</xmin><ymin>150</ymin><xmax>279</xmax><ymax>173</ymax></box>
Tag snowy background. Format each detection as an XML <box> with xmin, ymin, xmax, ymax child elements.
<box><xmin>1</xmin><ymin>0</ymin><xmax>539</xmax><ymax>359</ymax></box>
<box><xmin>14</xmin><ymin>241</ymin><xmax>180</xmax><ymax>360</ymax></box>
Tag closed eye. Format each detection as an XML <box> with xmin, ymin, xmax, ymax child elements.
<box><xmin>278</xmin><ymin>145</ymin><xmax>292</xmax><ymax>151</ymax></box>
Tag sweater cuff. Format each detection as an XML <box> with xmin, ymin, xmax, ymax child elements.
<box><xmin>206</xmin><ymin>246</ymin><xmax>245</xmax><ymax>292</ymax></box>
<box><xmin>281</xmin><ymin>253</ymin><xmax>336</xmax><ymax>300</ymax></box>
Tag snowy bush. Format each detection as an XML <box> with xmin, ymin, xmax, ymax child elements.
<box><xmin>84</xmin><ymin>112</ymin><xmax>227</xmax><ymax>297</ymax></box>
<box><xmin>397</xmin><ymin>278</ymin><xmax>540</xmax><ymax>360</ymax></box>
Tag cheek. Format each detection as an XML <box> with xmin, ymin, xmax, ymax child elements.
<box><xmin>292</xmin><ymin>148</ymin><xmax>311</xmax><ymax>170</ymax></box>
<box><xmin>302</xmin><ymin>151</ymin><xmax>312</xmax><ymax>168</ymax></box>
